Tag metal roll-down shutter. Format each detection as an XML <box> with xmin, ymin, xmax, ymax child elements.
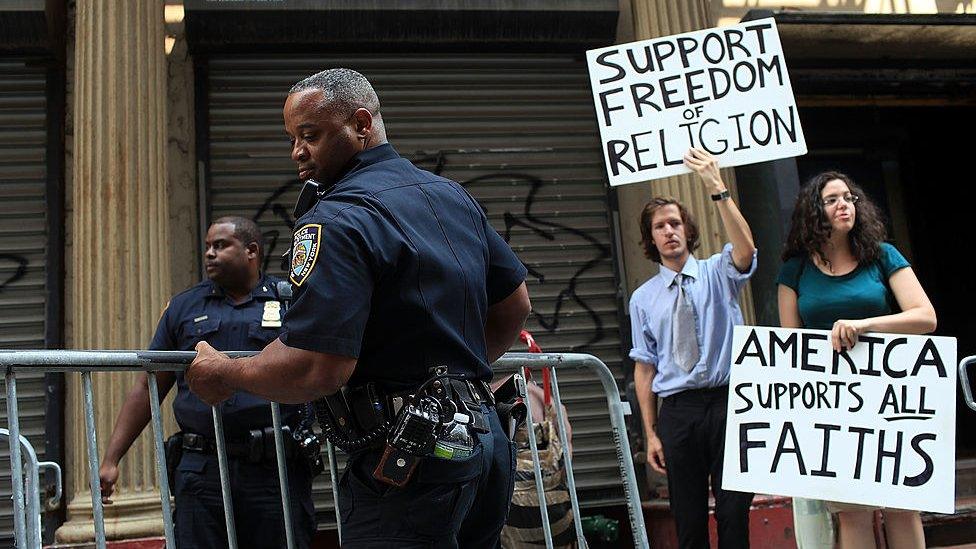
<box><xmin>0</xmin><ymin>58</ymin><xmax>49</xmax><ymax>543</ymax></box>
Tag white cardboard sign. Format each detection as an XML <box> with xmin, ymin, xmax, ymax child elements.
<box><xmin>586</xmin><ymin>18</ymin><xmax>807</xmax><ymax>186</ymax></box>
<box><xmin>722</xmin><ymin>326</ymin><xmax>957</xmax><ymax>514</ymax></box>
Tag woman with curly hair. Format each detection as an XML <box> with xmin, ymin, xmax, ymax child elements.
<box><xmin>777</xmin><ymin>171</ymin><xmax>937</xmax><ymax>549</ymax></box>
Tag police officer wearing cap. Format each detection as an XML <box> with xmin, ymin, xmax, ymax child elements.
<box><xmin>187</xmin><ymin>68</ymin><xmax>531</xmax><ymax>547</ymax></box>
<box><xmin>100</xmin><ymin>217</ymin><xmax>316</xmax><ymax>548</ymax></box>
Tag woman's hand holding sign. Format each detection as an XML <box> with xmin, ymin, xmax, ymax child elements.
<box><xmin>831</xmin><ymin>318</ymin><xmax>869</xmax><ymax>353</ymax></box>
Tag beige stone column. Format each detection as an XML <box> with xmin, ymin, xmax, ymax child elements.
<box><xmin>57</xmin><ymin>0</ymin><xmax>174</xmax><ymax>542</ymax></box>
<box><xmin>619</xmin><ymin>0</ymin><xmax>755</xmax><ymax>325</ymax></box>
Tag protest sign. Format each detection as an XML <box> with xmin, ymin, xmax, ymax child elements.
<box><xmin>586</xmin><ymin>18</ymin><xmax>807</xmax><ymax>186</ymax></box>
<box><xmin>722</xmin><ymin>326</ymin><xmax>956</xmax><ymax>514</ymax></box>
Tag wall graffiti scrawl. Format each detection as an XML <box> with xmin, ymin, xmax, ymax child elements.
<box><xmin>248</xmin><ymin>149</ymin><xmax>610</xmax><ymax>352</ymax></box>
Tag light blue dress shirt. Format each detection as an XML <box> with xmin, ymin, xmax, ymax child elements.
<box><xmin>629</xmin><ymin>243</ymin><xmax>757</xmax><ymax>398</ymax></box>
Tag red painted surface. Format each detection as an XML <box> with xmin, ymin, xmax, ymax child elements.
<box><xmin>644</xmin><ymin>495</ymin><xmax>797</xmax><ymax>549</ymax></box>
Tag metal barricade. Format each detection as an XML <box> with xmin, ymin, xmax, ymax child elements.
<box><xmin>496</xmin><ymin>352</ymin><xmax>648</xmax><ymax>549</ymax></box>
<box><xmin>0</xmin><ymin>429</ymin><xmax>63</xmax><ymax>549</ymax></box>
<box><xmin>3</xmin><ymin>350</ymin><xmax>647</xmax><ymax>549</ymax></box>
<box><xmin>0</xmin><ymin>350</ymin><xmax>336</xmax><ymax>549</ymax></box>
<box><xmin>958</xmin><ymin>355</ymin><xmax>976</xmax><ymax>411</ymax></box>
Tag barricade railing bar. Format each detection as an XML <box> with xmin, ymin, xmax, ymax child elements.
<box><xmin>3</xmin><ymin>350</ymin><xmax>648</xmax><ymax>549</ymax></box>
<box><xmin>958</xmin><ymin>355</ymin><xmax>976</xmax><ymax>412</ymax></box>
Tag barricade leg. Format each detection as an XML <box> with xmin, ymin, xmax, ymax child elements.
<box><xmin>4</xmin><ymin>372</ymin><xmax>29</xmax><ymax>548</ymax></box>
<box><xmin>24</xmin><ymin>438</ymin><xmax>41</xmax><ymax>548</ymax></box>
<box><xmin>270</xmin><ymin>402</ymin><xmax>296</xmax><ymax>549</ymax></box>
<box><xmin>583</xmin><ymin>356</ymin><xmax>649</xmax><ymax>548</ymax></box>
<box><xmin>521</xmin><ymin>366</ymin><xmax>555</xmax><ymax>549</ymax></box>
<box><xmin>147</xmin><ymin>372</ymin><xmax>176</xmax><ymax>549</ymax></box>
<box><xmin>326</xmin><ymin>440</ymin><xmax>342</xmax><ymax>544</ymax></box>
<box><xmin>81</xmin><ymin>372</ymin><xmax>107</xmax><ymax>549</ymax></box>
<box><xmin>548</xmin><ymin>366</ymin><xmax>587</xmax><ymax>547</ymax></box>
<box><xmin>211</xmin><ymin>406</ymin><xmax>238</xmax><ymax>549</ymax></box>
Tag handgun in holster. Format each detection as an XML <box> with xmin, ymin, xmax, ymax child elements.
<box><xmin>164</xmin><ymin>432</ymin><xmax>183</xmax><ymax>489</ymax></box>
<box><xmin>493</xmin><ymin>373</ymin><xmax>528</xmax><ymax>441</ymax></box>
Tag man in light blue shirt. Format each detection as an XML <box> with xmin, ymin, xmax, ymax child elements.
<box><xmin>630</xmin><ymin>148</ymin><xmax>757</xmax><ymax>548</ymax></box>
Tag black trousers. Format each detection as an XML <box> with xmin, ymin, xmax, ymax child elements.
<box><xmin>173</xmin><ymin>451</ymin><xmax>316</xmax><ymax>548</ymax></box>
<box><xmin>657</xmin><ymin>386</ymin><xmax>753</xmax><ymax>549</ymax></box>
<box><xmin>338</xmin><ymin>405</ymin><xmax>516</xmax><ymax>548</ymax></box>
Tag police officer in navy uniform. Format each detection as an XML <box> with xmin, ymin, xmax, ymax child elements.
<box><xmin>187</xmin><ymin>68</ymin><xmax>532</xmax><ymax>548</ymax></box>
<box><xmin>99</xmin><ymin>217</ymin><xmax>316</xmax><ymax>548</ymax></box>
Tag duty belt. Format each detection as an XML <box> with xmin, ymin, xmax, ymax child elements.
<box><xmin>318</xmin><ymin>377</ymin><xmax>496</xmax><ymax>453</ymax></box>
<box><xmin>181</xmin><ymin>427</ymin><xmax>297</xmax><ymax>463</ymax></box>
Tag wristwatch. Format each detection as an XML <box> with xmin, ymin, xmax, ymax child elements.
<box><xmin>711</xmin><ymin>189</ymin><xmax>731</xmax><ymax>201</ymax></box>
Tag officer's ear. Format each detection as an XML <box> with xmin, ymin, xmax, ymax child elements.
<box><xmin>245</xmin><ymin>241</ymin><xmax>260</xmax><ymax>261</ymax></box>
<box><xmin>353</xmin><ymin>107</ymin><xmax>373</xmax><ymax>139</ymax></box>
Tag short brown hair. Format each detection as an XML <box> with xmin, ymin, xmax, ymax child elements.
<box><xmin>639</xmin><ymin>197</ymin><xmax>700</xmax><ymax>263</ymax></box>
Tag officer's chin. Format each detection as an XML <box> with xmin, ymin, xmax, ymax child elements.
<box><xmin>205</xmin><ymin>266</ymin><xmax>223</xmax><ymax>282</ymax></box>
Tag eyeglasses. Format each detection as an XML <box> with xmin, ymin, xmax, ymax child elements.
<box><xmin>822</xmin><ymin>193</ymin><xmax>859</xmax><ymax>207</ymax></box>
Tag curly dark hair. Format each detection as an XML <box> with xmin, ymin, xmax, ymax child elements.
<box><xmin>782</xmin><ymin>171</ymin><xmax>887</xmax><ymax>267</ymax></box>
<box><xmin>639</xmin><ymin>197</ymin><xmax>700</xmax><ymax>263</ymax></box>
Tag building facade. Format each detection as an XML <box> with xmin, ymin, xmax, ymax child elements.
<box><xmin>1</xmin><ymin>0</ymin><xmax>973</xmax><ymax>544</ymax></box>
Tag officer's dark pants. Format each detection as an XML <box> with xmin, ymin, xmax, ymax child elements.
<box><xmin>338</xmin><ymin>405</ymin><xmax>516</xmax><ymax>548</ymax></box>
<box><xmin>657</xmin><ymin>386</ymin><xmax>754</xmax><ymax>549</ymax></box>
<box><xmin>174</xmin><ymin>451</ymin><xmax>316</xmax><ymax>548</ymax></box>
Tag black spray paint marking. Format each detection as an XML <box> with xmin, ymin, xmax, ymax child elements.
<box><xmin>0</xmin><ymin>253</ymin><xmax>28</xmax><ymax>292</ymax></box>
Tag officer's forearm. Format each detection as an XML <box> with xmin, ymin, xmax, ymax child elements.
<box><xmin>486</xmin><ymin>282</ymin><xmax>531</xmax><ymax>363</ymax></box>
<box><xmin>222</xmin><ymin>337</ymin><xmax>356</xmax><ymax>403</ymax></box>
<box><xmin>104</xmin><ymin>371</ymin><xmax>175</xmax><ymax>465</ymax></box>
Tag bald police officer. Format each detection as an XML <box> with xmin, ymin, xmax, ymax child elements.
<box><xmin>99</xmin><ymin>217</ymin><xmax>315</xmax><ymax>548</ymax></box>
<box><xmin>187</xmin><ymin>69</ymin><xmax>531</xmax><ymax>548</ymax></box>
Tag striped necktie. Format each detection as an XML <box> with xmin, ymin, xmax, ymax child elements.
<box><xmin>671</xmin><ymin>273</ymin><xmax>700</xmax><ymax>373</ymax></box>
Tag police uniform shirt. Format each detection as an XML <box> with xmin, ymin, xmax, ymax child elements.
<box><xmin>282</xmin><ymin>144</ymin><xmax>527</xmax><ymax>392</ymax></box>
<box><xmin>151</xmin><ymin>274</ymin><xmax>301</xmax><ymax>437</ymax></box>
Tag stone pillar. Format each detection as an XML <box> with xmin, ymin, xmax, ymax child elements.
<box><xmin>619</xmin><ymin>0</ymin><xmax>755</xmax><ymax>325</ymax></box>
<box><xmin>57</xmin><ymin>0</ymin><xmax>174</xmax><ymax>542</ymax></box>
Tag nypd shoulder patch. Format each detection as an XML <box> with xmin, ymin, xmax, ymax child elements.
<box><xmin>290</xmin><ymin>224</ymin><xmax>322</xmax><ymax>286</ymax></box>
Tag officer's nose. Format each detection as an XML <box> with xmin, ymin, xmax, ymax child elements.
<box><xmin>291</xmin><ymin>142</ymin><xmax>307</xmax><ymax>163</ymax></box>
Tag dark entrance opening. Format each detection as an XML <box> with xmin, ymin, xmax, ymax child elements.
<box><xmin>798</xmin><ymin>104</ymin><xmax>976</xmax><ymax>456</ymax></box>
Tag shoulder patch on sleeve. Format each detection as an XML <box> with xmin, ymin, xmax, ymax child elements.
<box><xmin>290</xmin><ymin>224</ymin><xmax>323</xmax><ymax>286</ymax></box>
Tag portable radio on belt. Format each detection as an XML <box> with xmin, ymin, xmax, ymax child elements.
<box><xmin>373</xmin><ymin>396</ymin><xmax>441</xmax><ymax>487</ymax></box>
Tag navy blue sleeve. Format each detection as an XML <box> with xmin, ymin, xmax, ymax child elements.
<box><xmin>280</xmin><ymin>214</ymin><xmax>374</xmax><ymax>358</ymax></box>
<box><xmin>484</xmin><ymin>220</ymin><xmax>527</xmax><ymax>305</ymax></box>
<box><xmin>149</xmin><ymin>304</ymin><xmax>177</xmax><ymax>351</ymax></box>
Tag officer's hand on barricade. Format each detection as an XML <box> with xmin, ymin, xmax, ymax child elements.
<box><xmin>187</xmin><ymin>341</ymin><xmax>235</xmax><ymax>405</ymax></box>
<box><xmin>98</xmin><ymin>461</ymin><xmax>119</xmax><ymax>504</ymax></box>
<box><xmin>645</xmin><ymin>433</ymin><xmax>667</xmax><ymax>475</ymax></box>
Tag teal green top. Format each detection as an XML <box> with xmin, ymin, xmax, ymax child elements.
<box><xmin>777</xmin><ymin>242</ymin><xmax>910</xmax><ymax>330</ymax></box>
